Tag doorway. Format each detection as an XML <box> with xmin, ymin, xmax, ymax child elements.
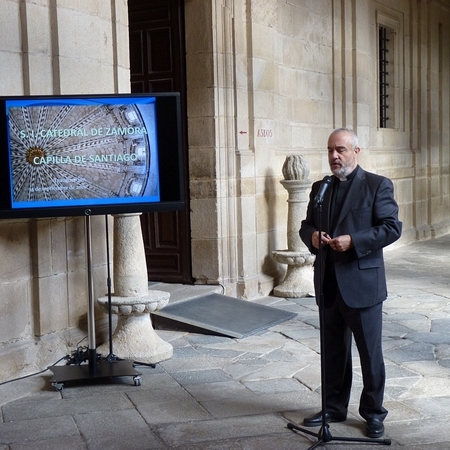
<box><xmin>128</xmin><ymin>0</ymin><xmax>192</xmax><ymax>283</ymax></box>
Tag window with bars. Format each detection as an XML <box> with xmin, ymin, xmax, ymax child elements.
<box><xmin>377</xmin><ymin>9</ymin><xmax>404</xmax><ymax>131</ymax></box>
<box><xmin>379</xmin><ymin>26</ymin><xmax>389</xmax><ymax>128</ymax></box>
<box><xmin>378</xmin><ymin>25</ymin><xmax>394</xmax><ymax>128</ymax></box>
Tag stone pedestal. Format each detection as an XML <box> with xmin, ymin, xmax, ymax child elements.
<box><xmin>272</xmin><ymin>250</ymin><xmax>315</xmax><ymax>298</ymax></box>
<box><xmin>97</xmin><ymin>213</ymin><xmax>173</xmax><ymax>364</ymax></box>
<box><xmin>97</xmin><ymin>291</ymin><xmax>172</xmax><ymax>364</ymax></box>
<box><xmin>272</xmin><ymin>156</ymin><xmax>315</xmax><ymax>298</ymax></box>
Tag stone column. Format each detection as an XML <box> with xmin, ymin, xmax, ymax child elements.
<box><xmin>272</xmin><ymin>155</ymin><xmax>315</xmax><ymax>297</ymax></box>
<box><xmin>97</xmin><ymin>213</ymin><xmax>173</xmax><ymax>364</ymax></box>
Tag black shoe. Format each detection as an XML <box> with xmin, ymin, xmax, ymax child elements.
<box><xmin>303</xmin><ymin>411</ymin><xmax>347</xmax><ymax>427</ymax></box>
<box><xmin>365</xmin><ymin>418</ymin><xmax>385</xmax><ymax>438</ymax></box>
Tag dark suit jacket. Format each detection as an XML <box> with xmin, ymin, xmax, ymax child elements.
<box><xmin>300</xmin><ymin>166</ymin><xmax>402</xmax><ymax>308</ymax></box>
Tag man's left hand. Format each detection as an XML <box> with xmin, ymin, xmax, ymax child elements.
<box><xmin>329</xmin><ymin>235</ymin><xmax>353</xmax><ymax>252</ymax></box>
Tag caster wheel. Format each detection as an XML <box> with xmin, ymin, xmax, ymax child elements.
<box><xmin>134</xmin><ymin>376</ymin><xmax>142</xmax><ymax>386</ymax></box>
<box><xmin>52</xmin><ymin>382</ymin><xmax>64</xmax><ymax>392</ymax></box>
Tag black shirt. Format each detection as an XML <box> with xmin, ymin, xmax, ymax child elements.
<box><xmin>329</xmin><ymin>165</ymin><xmax>359</xmax><ymax>234</ymax></box>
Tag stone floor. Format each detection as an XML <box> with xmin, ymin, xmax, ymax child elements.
<box><xmin>1</xmin><ymin>235</ymin><xmax>450</xmax><ymax>449</ymax></box>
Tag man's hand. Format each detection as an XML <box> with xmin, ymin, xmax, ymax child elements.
<box><xmin>329</xmin><ymin>234</ymin><xmax>353</xmax><ymax>252</ymax></box>
<box><xmin>312</xmin><ymin>231</ymin><xmax>332</xmax><ymax>249</ymax></box>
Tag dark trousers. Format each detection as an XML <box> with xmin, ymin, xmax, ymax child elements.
<box><xmin>322</xmin><ymin>288</ymin><xmax>388</xmax><ymax>422</ymax></box>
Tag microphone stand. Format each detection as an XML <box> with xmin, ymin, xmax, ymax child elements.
<box><xmin>287</xmin><ymin>194</ymin><xmax>391</xmax><ymax>448</ymax></box>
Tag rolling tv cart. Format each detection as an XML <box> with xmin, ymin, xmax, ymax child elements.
<box><xmin>48</xmin><ymin>214</ymin><xmax>142</xmax><ymax>390</ymax></box>
<box><xmin>1</xmin><ymin>92</ymin><xmax>184</xmax><ymax>389</ymax></box>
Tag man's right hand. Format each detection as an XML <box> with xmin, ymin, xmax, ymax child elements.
<box><xmin>312</xmin><ymin>231</ymin><xmax>331</xmax><ymax>249</ymax></box>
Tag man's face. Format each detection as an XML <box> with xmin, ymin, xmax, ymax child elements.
<box><xmin>327</xmin><ymin>131</ymin><xmax>360</xmax><ymax>179</ymax></box>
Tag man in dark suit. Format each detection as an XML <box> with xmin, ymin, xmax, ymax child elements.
<box><xmin>299</xmin><ymin>128</ymin><xmax>402</xmax><ymax>438</ymax></box>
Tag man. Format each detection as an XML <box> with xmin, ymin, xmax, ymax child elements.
<box><xmin>299</xmin><ymin>128</ymin><xmax>402</xmax><ymax>438</ymax></box>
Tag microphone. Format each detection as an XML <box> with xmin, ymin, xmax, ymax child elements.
<box><xmin>313</xmin><ymin>175</ymin><xmax>332</xmax><ymax>207</ymax></box>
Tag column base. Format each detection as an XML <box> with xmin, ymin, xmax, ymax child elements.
<box><xmin>97</xmin><ymin>291</ymin><xmax>173</xmax><ymax>364</ymax></box>
<box><xmin>272</xmin><ymin>250</ymin><xmax>315</xmax><ymax>298</ymax></box>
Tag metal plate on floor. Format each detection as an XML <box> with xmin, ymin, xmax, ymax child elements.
<box><xmin>151</xmin><ymin>293</ymin><xmax>297</xmax><ymax>338</ymax></box>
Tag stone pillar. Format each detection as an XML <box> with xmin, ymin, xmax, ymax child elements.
<box><xmin>97</xmin><ymin>213</ymin><xmax>173</xmax><ymax>364</ymax></box>
<box><xmin>272</xmin><ymin>155</ymin><xmax>315</xmax><ymax>297</ymax></box>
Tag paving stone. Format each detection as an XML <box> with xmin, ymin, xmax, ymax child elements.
<box><xmin>387</xmin><ymin>416</ymin><xmax>450</xmax><ymax>447</ymax></box>
<box><xmin>382</xmin><ymin>321</ymin><xmax>415</xmax><ymax>337</ymax></box>
<box><xmin>184</xmin><ymin>381</ymin><xmax>255</xmax><ymax>402</ymax></box>
<box><xmin>250</xmin><ymin>347</ymin><xmax>295</xmax><ymax>362</ymax></box>
<box><xmin>201</xmin><ymin>390</ymin><xmax>319</xmax><ymax>419</ymax></box>
<box><xmin>159</xmin><ymin>356</ymin><xmax>225</xmax><ymax>373</ymax></box>
<box><xmin>385</xmin><ymin>342</ymin><xmax>436</xmax><ymax>363</ymax></box>
<box><xmin>136</xmin><ymin>396</ymin><xmax>212</xmax><ymax>425</ymax></box>
<box><xmin>403</xmin><ymin>396</ymin><xmax>450</xmax><ymax>417</ymax></box>
<box><xmin>185</xmin><ymin>334</ymin><xmax>235</xmax><ymax>346</ymax></box>
<box><xmin>242</xmin><ymin>378</ymin><xmax>308</xmax><ymax>394</ymax></box>
<box><xmin>194</xmin><ymin>347</ymin><xmax>246</xmax><ymax>359</ymax></box>
<box><xmin>127</xmin><ymin>384</ymin><xmax>202</xmax><ymax>409</ymax></box>
<box><xmin>9</xmin><ymin>436</ymin><xmax>86</xmax><ymax>450</ymax></box>
<box><xmin>400</xmin><ymin>376</ymin><xmax>450</xmax><ymax>398</ymax></box>
<box><xmin>2</xmin><ymin>392</ymin><xmax>134</xmax><ymax>421</ymax></box>
<box><xmin>73</xmin><ymin>409</ymin><xmax>163</xmax><ymax>450</ymax></box>
<box><xmin>406</xmin><ymin>331</ymin><xmax>450</xmax><ymax>345</ymax></box>
<box><xmin>431</xmin><ymin>318</ymin><xmax>450</xmax><ymax>332</ymax></box>
<box><xmin>199</xmin><ymin>394</ymin><xmax>284</xmax><ymax>418</ymax></box>
<box><xmin>171</xmin><ymin>346</ymin><xmax>204</xmax><ymax>358</ymax></box>
<box><xmin>382</xmin><ymin>399</ymin><xmax>424</xmax><ymax>422</ymax></box>
<box><xmin>127</xmin><ymin>383</ymin><xmax>215</xmax><ymax>424</ymax></box>
<box><xmin>169</xmin><ymin>368</ymin><xmax>233</xmax><ymax>385</ymax></box>
<box><xmin>153</xmin><ymin>413</ymin><xmax>288</xmax><ymax>446</ymax></box>
<box><xmin>401</xmin><ymin>360</ymin><xmax>450</xmax><ymax>378</ymax></box>
<box><xmin>385</xmin><ymin>362</ymin><xmax>421</xmax><ymax>379</ymax></box>
<box><xmin>273</xmin><ymin>327</ymin><xmax>320</xmax><ymax>341</ymax></box>
<box><xmin>237</xmin><ymin>361</ymin><xmax>307</xmax><ymax>382</ymax></box>
<box><xmin>220</xmin><ymin>361</ymin><xmax>269</xmax><ymax>380</ymax></box>
<box><xmin>439</xmin><ymin>358</ymin><xmax>450</xmax><ymax>368</ymax></box>
<box><xmin>230</xmin><ymin>351</ymin><xmax>266</xmax><ymax>361</ymax></box>
<box><xmin>168</xmin><ymin>433</ymin><xmax>306</xmax><ymax>450</ymax></box>
<box><xmin>0</xmin><ymin>416</ymin><xmax>79</xmax><ymax>445</ymax></box>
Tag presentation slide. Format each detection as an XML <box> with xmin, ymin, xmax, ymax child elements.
<box><xmin>6</xmin><ymin>97</ymin><xmax>160</xmax><ymax>209</ymax></box>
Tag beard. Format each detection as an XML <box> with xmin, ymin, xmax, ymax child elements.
<box><xmin>330</xmin><ymin>158</ymin><xmax>356</xmax><ymax>180</ymax></box>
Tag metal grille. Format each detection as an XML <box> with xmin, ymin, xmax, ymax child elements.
<box><xmin>379</xmin><ymin>26</ymin><xmax>390</xmax><ymax>128</ymax></box>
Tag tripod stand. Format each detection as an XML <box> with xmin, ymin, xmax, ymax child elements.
<box><xmin>287</xmin><ymin>196</ymin><xmax>391</xmax><ymax>448</ymax></box>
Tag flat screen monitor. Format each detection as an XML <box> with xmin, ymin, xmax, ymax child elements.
<box><xmin>0</xmin><ymin>93</ymin><xmax>184</xmax><ymax>219</ymax></box>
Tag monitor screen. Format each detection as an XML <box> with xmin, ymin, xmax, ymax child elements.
<box><xmin>0</xmin><ymin>93</ymin><xmax>184</xmax><ymax>218</ymax></box>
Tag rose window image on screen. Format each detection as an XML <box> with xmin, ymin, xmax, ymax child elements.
<box><xmin>8</xmin><ymin>101</ymin><xmax>159</xmax><ymax>207</ymax></box>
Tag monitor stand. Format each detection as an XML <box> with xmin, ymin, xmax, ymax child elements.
<box><xmin>48</xmin><ymin>214</ymin><xmax>142</xmax><ymax>390</ymax></box>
